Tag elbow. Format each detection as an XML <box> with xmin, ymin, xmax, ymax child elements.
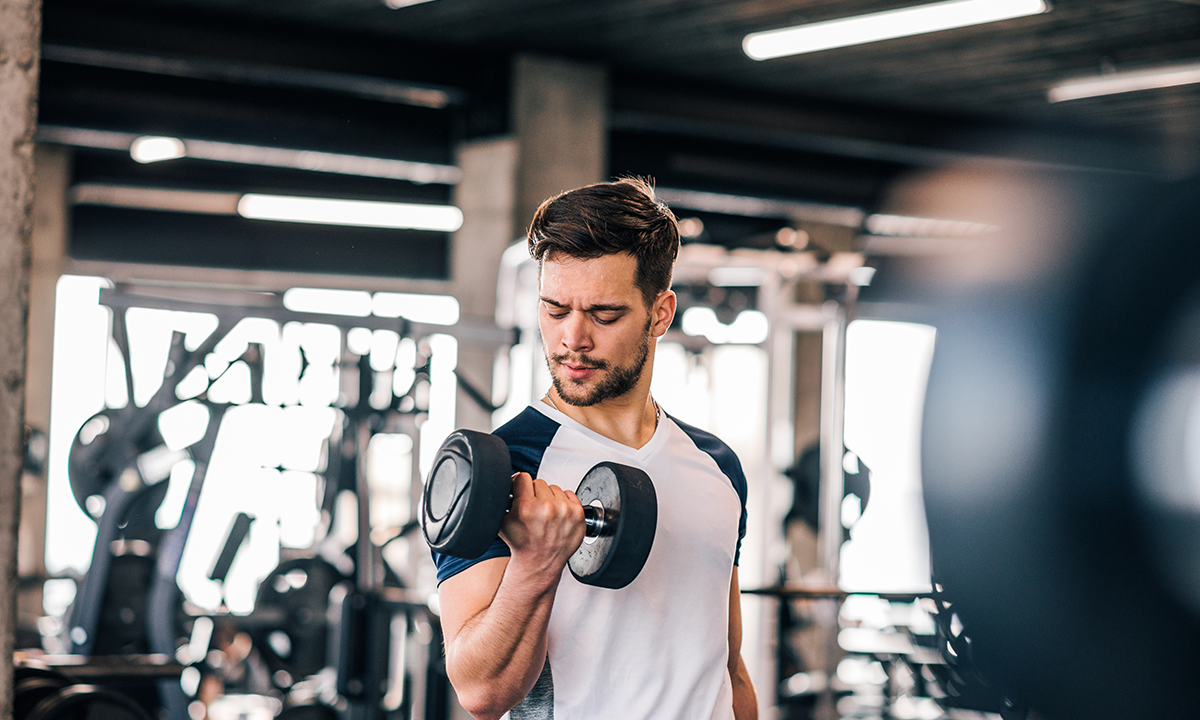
<box><xmin>453</xmin><ymin>688</ymin><xmax>510</xmax><ymax>720</ymax></box>
<box><xmin>447</xmin><ymin>664</ymin><xmax>517</xmax><ymax>720</ymax></box>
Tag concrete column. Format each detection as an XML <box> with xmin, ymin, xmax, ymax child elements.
<box><xmin>450</xmin><ymin>137</ymin><xmax>519</xmax><ymax>433</ymax></box>
<box><xmin>447</xmin><ymin>54</ymin><xmax>608</xmax><ymax>433</ymax></box>
<box><xmin>17</xmin><ymin>145</ymin><xmax>70</xmax><ymax>639</ymax></box>
<box><xmin>512</xmin><ymin>54</ymin><xmax>609</xmax><ymax>232</ymax></box>
<box><xmin>0</xmin><ymin>0</ymin><xmax>41</xmax><ymax>713</ymax></box>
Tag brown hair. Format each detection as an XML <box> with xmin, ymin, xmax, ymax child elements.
<box><xmin>527</xmin><ymin>177</ymin><xmax>681</xmax><ymax>308</ymax></box>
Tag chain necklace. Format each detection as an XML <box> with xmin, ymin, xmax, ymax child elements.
<box><xmin>544</xmin><ymin>393</ymin><xmax>661</xmax><ymax>430</ymax></box>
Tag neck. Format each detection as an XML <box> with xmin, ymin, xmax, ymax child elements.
<box><xmin>545</xmin><ymin>385</ymin><xmax>659</xmax><ymax>449</ymax></box>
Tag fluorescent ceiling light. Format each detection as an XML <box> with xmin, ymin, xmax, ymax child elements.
<box><xmin>38</xmin><ymin>125</ymin><xmax>461</xmax><ymax>185</ymax></box>
<box><xmin>71</xmin><ymin>183</ymin><xmax>464</xmax><ymax>232</ymax></box>
<box><xmin>373</xmin><ymin>292</ymin><xmax>460</xmax><ymax>325</ymax></box>
<box><xmin>708</xmin><ymin>266</ymin><xmax>766</xmax><ymax>287</ymax></box>
<box><xmin>743</xmin><ymin>0</ymin><xmax>1049</xmax><ymax>60</ymax></box>
<box><xmin>1049</xmin><ymin>61</ymin><xmax>1200</xmax><ymax>102</ymax></box>
<box><xmin>237</xmin><ymin>194</ymin><xmax>464</xmax><ymax>232</ymax></box>
<box><xmin>656</xmin><ymin>187</ymin><xmax>864</xmax><ymax>228</ymax></box>
<box><xmin>865</xmin><ymin>213</ymin><xmax>998</xmax><ymax>237</ymax></box>
<box><xmin>130</xmin><ymin>136</ymin><xmax>185</xmax><ymax>163</ymax></box>
<box><xmin>283</xmin><ymin>288</ymin><xmax>374</xmax><ymax>317</ymax></box>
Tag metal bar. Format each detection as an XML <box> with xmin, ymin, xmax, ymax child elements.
<box><xmin>41</xmin><ymin>44</ymin><xmax>466</xmax><ymax>109</ymax></box>
<box><xmin>819</xmin><ymin>304</ymin><xmax>847</xmax><ymax>579</ymax></box>
<box><xmin>355</xmin><ymin>421</ymin><xmax>380</xmax><ymax>593</ymax></box>
<box><xmin>816</xmin><ymin>301</ymin><xmax>848</xmax><ymax>720</ymax></box>
<box><xmin>99</xmin><ymin>287</ymin><xmax>517</xmax><ymax>349</ymax></box>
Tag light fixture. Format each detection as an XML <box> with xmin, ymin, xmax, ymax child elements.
<box><xmin>656</xmin><ymin>187</ymin><xmax>865</xmax><ymax>228</ymax></box>
<box><xmin>41</xmin><ymin>125</ymin><xmax>461</xmax><ymax>185</ymax></box>
<box><xmin>130</xmin><ymin>136</ymin><xmax>185</xmax><ymax>163</ymax></box>
<box><xmin>282</xmin><ymin>288</ymin><xmax>374</xmax><ymax>317</ymax></box>
<box><xmin>71</xmin><ymin>183</ymin><xmax>465</xmax><ymax>233</ymax></box>
<box><xmin>681</xmin><ymin>307</ymin><xmax>770</xmax><ymax>345</ymax></box>
<box><xmin>865</xmin><ymin>213</ymin><xmax>997</xmax><ymax>237</ymax></box>
<box><xmin>1049</xmin><ymin>60</ymin><xmax>1200</xmax><ymax>103</ymax></box>
<box><xmin>708</xmin><ymin>266</ymin><xmax>766</xmax><ymax>287</ymax></box>
<box><xmin>372</xmin><ymin>292</ymin><xmax>460</xmax><ymax>325</ymax></box>
<box><xmin>237</xmin><ymin>194</ymin><xmax>464</xmax><ymax>232</ymax></box>
<box><xmin>743</xmin><ymin>0</ymin><xmax>1049</xmax><ymax>60</ymax></box>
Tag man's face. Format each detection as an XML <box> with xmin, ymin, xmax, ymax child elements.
<box><xmin>538</xmin><ymin>252</ymin><xmax>671</xmax><ymax>408</ymax></box>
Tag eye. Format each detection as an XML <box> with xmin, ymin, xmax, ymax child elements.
<box><xmin>593</xmin><ymin>314</ymin><xmax>619</xmax><ymax>325</ymax></box>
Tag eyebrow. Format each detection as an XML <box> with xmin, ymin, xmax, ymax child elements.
<box><xmin>539</xmin><ymin>296</ymin><xmax>630</xmax><ymax>313</ymax></box>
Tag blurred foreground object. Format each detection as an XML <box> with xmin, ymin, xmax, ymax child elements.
<box><xmin>877</xmin><ymin>161</ymin><xmax>1200</xmax><ymax>720</ymax></box>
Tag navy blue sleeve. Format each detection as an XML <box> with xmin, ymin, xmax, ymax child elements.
<box><xmin>431</xmin><ymin>407</ymin><xmax>561</xmax><ymax>584</ymax></box>
<box><xmin>668</xmin><ymin>414</ymin><xmax>749</xmax><ymax>566</ymax></box>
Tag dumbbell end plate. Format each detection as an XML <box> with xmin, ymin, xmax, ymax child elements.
<box><xmin>422</xmin><ymin>430</ymin><xmax>512</xmax><ymax>559</ymax></box>
<box><xmin>568</xmin><ymin>462</ymin><xmax>657</xmax><ymax>589</ymax></box>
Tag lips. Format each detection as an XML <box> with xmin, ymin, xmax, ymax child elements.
<box><xmin>562</xmin><ymin>363</ymin><xmax>598</xmax><ymax>380</ymax></box>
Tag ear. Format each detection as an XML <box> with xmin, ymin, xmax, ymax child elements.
<box><xmin>650</xmin><ymin>290</ymin><xmax>676</xmax><ymax>338</ymax></box>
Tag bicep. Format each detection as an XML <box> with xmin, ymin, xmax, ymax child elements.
<box><xmin>438</xmin><ymin>556</ymin><xmax>510</xmax><ymax>646</ymax></box>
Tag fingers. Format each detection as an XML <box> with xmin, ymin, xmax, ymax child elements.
<box><xmin>510</xmin><ymin>471</ymin><xmax>534</xmax><ymax>500</ymax></box>
<box><xmin>512</xmin><ymin>472</ymin><xmax>575</xmax><ymax>507</ymax></box>
<box><xmin>502</xmin><ymin>474</ymin><xmax>585</xmax><ymax>551</ymax></box>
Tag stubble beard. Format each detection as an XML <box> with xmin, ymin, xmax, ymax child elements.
<box><xmin>547</xmin><ymin>323</ymin><xmax>651</xmax><ymax>408</ymax></box>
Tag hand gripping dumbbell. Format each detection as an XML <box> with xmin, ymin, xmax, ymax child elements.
<box><xmin>421</xmin><ymin>430</ymin><xmax>657</xmax><ymax>589</ymax></box>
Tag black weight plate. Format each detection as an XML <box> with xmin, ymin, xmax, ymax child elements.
<box><xmin>568</xmin><ymin>463</ymin><xmax>657</xmax><ymax>589</ymax></box>
<box><xmin>278</xmin><ymin>704</ymin><xmax>338</xmax><ymax>720</ymax></box>
<box><xmin>68</xmin><ymin>408</ymin><xmax>165</xmax><ymax>517</ymax></box>
<box><xmin>250</xmin><ymin>556</ymin><xmax>345</xmax><ymax>682</ymax></box>
<box><xmin>25</xmin><ymin>685</ymin><xmax>154</xmax><ymax>720</ymax></box>
<box><xmin>422</xmin><ymin>430</ymin><xmax>512</xmax><ymax>559</ymax></box>
<box><xmin>14</xmin><ymin>677</ymin><xmax>71</xmax><ymax>720</ymax></box>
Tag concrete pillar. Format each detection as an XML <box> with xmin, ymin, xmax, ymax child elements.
<box><xmin>448</xmin><ymin>54</ymin><xmax>608</xmax><ymax>433</ymax></box>
<box><xmin>0</xmin><ymin>0</ymin><xmax>41</xmax><ymax>712</ymax></box>
<box><xmin>450</xmin><ymin>137</ymin><xmax>519</xmax><ymax>433</ymax></box>
<box><xmin>512</xmin><ymin>54</ymin><xmax>609</xmax><ymax>232</ymax></box>
<box><xmin>17</xmin><ymin>145</ymin><xmax>70</xmax><ymax>640</ymax></box>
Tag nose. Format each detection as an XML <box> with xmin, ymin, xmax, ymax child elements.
<box><xmin>560</xmin><ymin>313</ymin><xmax>593</xmax><ymax>354</ymax></box>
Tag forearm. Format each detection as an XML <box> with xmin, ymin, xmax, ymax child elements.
<box><xmin>444</xmin><ymin>559</ymin><xmax>561</xmax><ymax>719</ymax></box>
<box><xmin>730</xmin><ymin>654</ymin><xmax>758</xmax><ymax>720</ymax></box>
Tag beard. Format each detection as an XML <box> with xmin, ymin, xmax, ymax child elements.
<box><xmin>547</xmin><ymin>323</ymin><xmax>651</xmax><ymax>408</ymax></box>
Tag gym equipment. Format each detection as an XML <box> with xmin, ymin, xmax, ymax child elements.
<box><xmin>893</xmin><ymin>170</ymin><xmax>1200</xmax><ymax>720</ymax></box>
<box><xmin>22</xmin><ymin>684</ymin><xmax>155</xmax><ymax>720</ymax></box>
<box><xmin>13</xmin><ymin>669</ymin><xmax>71</xmax><ymax>720</ymax></box>
<box><xmin>57</xmin><ymin>285</ymin><xmax>514</xmax><ymax>720</ymax></box>
<box><xmin>248</xmin><ymin>557</ymin><xmax>346</xmax><ymax>683</ymax></box>
<box><xmin>421</xmin><ymin>429</ymin><xmax>658</xmax><ymax>589</ymax></box>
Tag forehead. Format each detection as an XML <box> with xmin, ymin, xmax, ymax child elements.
<box><xmin>539</xmin><ymin>252</ymin><xmax>641</xmax><ymax>304</ymax></box>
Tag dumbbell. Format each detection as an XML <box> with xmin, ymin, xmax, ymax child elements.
<box><xmin>422</xmin><ymin>430</ymin><xmax>657</xmax><ymax>589</ymax></box>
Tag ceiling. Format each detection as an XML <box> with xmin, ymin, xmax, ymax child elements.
<box><xmin>51</xmin><ymin>0</ymin><xmax>1200</xmax><ymax>140</ymax></box>
<box><xmin>36</xmin><ymin>0</ymin><xmax>1200</xmax><ymax>272</ymax></box>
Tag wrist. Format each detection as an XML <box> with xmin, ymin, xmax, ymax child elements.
<box><xmin>502</xmin><ymin>551</ymin><xmax>566</xmax><ymax>597</ymax></box>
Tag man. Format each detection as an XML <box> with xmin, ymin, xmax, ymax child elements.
<box><xmin>432</xmin><ymin>178</ymin><xmax>757</xmax><ymax>719</ymax></box>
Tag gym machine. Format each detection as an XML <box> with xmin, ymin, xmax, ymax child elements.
<box><xmin>28</xmin><ymin>284</ymin><xmax>513</xmax><ymax>720</ymax></box>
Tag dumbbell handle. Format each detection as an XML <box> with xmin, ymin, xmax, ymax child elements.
<box><xmin>506</xmin><ymin>496</ymin><xmax>613</xmax><ymax>538</ymax></box>
<box><xmin>582</xmin><ymin>504</ymin><xmax>611</xmax><ymax>537</ymax></box>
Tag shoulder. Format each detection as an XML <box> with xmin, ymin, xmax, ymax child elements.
<box><xmin>493</xmin><ymin>405</ymin><xmax>562</xmax><ymax>476</ymax></box>
<box><xmin>666</xmin><ymin>413</ymin><xmax>747</xmax><ymax>499</ymax></box>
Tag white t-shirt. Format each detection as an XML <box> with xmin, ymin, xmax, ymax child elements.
<box><xmin>433</xmin><ymin>404</ymin><xmax>748</xmax><ymax>720</ymax></box>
